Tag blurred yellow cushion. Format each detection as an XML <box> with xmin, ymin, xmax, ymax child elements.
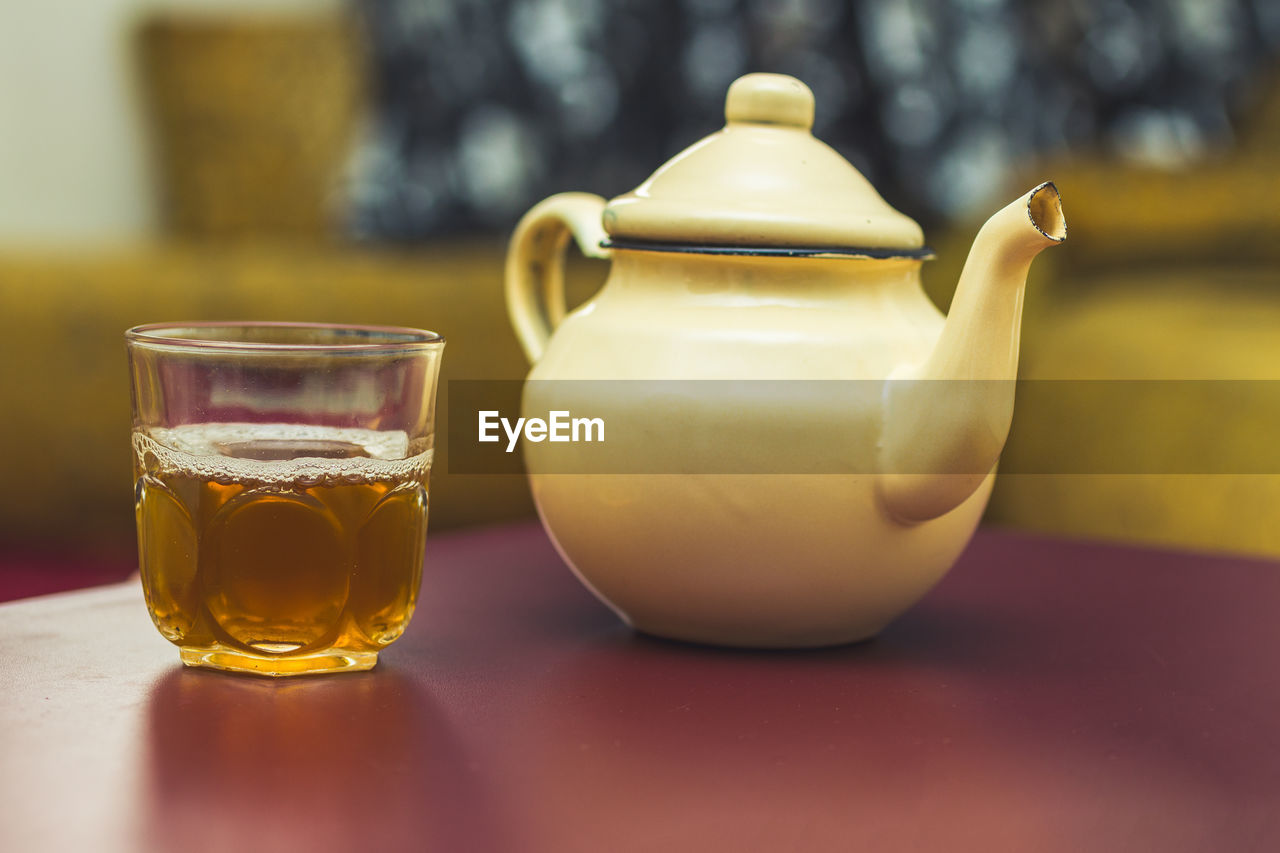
<box><xmin>3</xmin><ymin>240</ymin><xmax>1277</xmax><ymax>558</ymax></box>
<box><xmin>987</xmin><ymin>268</ymin><xmax>1280</xmax><ymax>557</ymax></box>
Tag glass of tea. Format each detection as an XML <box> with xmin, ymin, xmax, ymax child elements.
<box><xmin>126</xmin><ymin>323</ymin><xmax>445</xmax><ymax>676</ymax></box>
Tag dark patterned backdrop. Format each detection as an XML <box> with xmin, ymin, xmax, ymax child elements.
<box><xmin>347</xmin><ymin>0</ymin><xmax>1280</xmax><ymax>241</ymax></box>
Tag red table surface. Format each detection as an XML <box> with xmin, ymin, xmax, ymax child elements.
<box><xmin>0</xmin><ymin>547</ymin><xmax>135</xmax><ymax>604</ymax></box>
<box><xmin>2</xmin><ymin>521</ymin><xmax>1279</xmax><ymax>853</ymax></box>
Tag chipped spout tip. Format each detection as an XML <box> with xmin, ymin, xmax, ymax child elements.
<box><xmin>1028</xmin><ymin>181</ymin><xmax>1066</xmax><ymax>243</ymax></box>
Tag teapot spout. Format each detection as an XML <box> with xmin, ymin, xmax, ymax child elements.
<box><xmin>879</xmin><ymin>182</ymin><xmax>1065</xmax><ymax>523</ymax></box>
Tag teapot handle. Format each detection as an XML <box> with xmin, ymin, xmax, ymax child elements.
<box><xmin>505</xmin><ymin>192</ymin><xmax>609</xmax><ymax>364</ymax></box>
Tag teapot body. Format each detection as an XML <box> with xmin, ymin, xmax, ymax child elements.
<box><xmin>503</xmin><ymin>71</ymin><xmax>1064</xmax><ymax>647</ymax></box>
<box><xmin>521</xmin><ymin>249</ymin><xmax>992</xmax><ymax>646</ymax></box>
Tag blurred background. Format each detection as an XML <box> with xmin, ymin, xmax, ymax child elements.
<box><xmin>1</xmin><ymin>0</ymin><xmax>1278</xmax><ymax>600</ymax></box>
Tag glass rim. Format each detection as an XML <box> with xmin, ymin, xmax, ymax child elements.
<box><xmin>125</xmin><ymin>321</ymin><xmax>445</xmax><ymax>354</ymax></box>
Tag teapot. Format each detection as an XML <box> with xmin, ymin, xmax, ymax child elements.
<box><xmin>504</xmin><ymin>73</ymin><xmax>1065</xmax><ymax>647</ymax></box>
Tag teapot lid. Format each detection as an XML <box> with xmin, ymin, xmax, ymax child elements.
<box><xmin>603</xmin><ymin>73</ymin><xmax>927</xmax><ymax>256</ymax></box>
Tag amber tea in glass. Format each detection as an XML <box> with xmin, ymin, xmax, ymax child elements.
<box><xmin>127</xmin><ymin>323</ymin><xmax>444</xmax><ymax>676</ymax></box>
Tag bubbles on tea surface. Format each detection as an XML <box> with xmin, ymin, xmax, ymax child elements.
<box><xmin>134</xmin><ymin>423</ymin><xmax>431</xmax><ymax>488</ymax></box>
<box><xmin>162</xmin><ymin>422</ymin><xmax>410</xmax><ymax>459</ymax></box>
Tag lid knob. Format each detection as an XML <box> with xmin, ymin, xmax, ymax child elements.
<box><xmin>724</xmin><ymin>73</ymin><xmax>815</xmax><ymax>130</ymax></box>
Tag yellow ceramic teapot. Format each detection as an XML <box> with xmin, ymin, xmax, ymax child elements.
<box><xmin>505</xmin><ymin>73</ymin><xmax>1065</xmax><ymax>647</ymax></box>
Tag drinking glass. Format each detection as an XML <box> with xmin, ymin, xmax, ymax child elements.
<box><xmin>126</xmin><ymin>322</ymin><xmax>444</xmax><ymax>676</ymax></box>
